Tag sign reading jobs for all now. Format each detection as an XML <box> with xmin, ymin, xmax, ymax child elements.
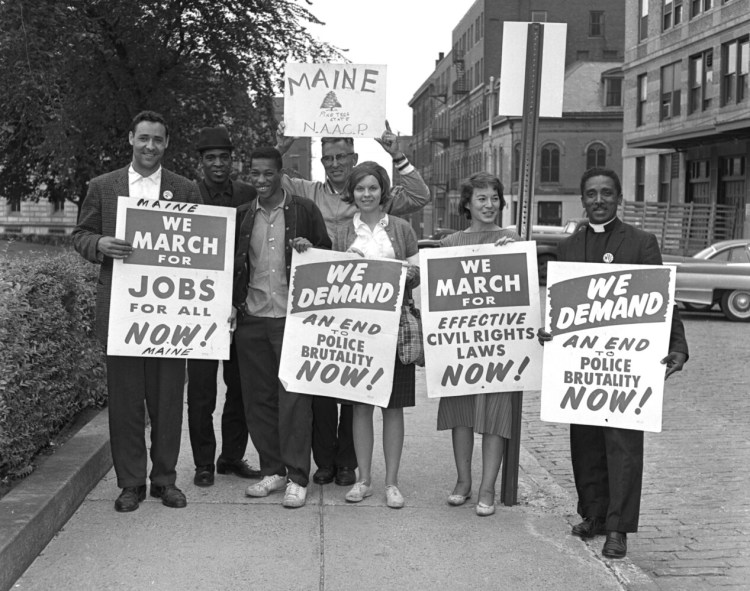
<box><xmin>420</xmin><ymin>242</ymin><xmax>543</xmax><ymax>397</ymax></box>
<box><xmin>279</xmin><ymin>249</ymin><xmax>406</xmax><ymax>408</ymax></box>
<box><xmin>541</xmin><ymin>262</ymin><xmax>677</xmax><ymax>433</ymax></box>
<box><xmin>284</xmin><ymin>63</ymin><xmax>386</xmax><ymax>138</ymax></box>
<box><xmin>107</xmin><ymin>197</ymin><xmax>235</xmax><ymax>360</ymax></box>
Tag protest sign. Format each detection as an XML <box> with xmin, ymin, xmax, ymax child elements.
<box><xmin>107</xmin><ymin>197</ymin><xmax>235</xmax><ymax>359</ymax></box>
<box><xmin>420</xmin><ymin>242</ymin><xmax>543</xmax><ymax>398</ymax></box>
<box><xmin>540</xmin><ymin>262</ymin><xmax>677</xmax><ymax>432</ymax></box>
<box><xmin>279</xmin><ymin>248</ymin><xmax>405</xmax><ymax>407</ymax></box>
<box><xmin>283</xmin><ymin>63</ymin><xmax>387</xmax><ymax>138</ymax></box>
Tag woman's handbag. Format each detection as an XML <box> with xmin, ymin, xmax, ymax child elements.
<box><xmin>398</xmin><ymin>299</ymin><xmax>425</xmax><ymax>367</ymax></box>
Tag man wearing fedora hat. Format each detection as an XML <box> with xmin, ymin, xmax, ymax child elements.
<box><xmin>187</xmin><ymin>125</ymin><xmax>260</xmax><ymax>487</ymax></box>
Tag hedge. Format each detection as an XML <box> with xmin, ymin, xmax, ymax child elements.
<box><xmin>0</xmin><ymin>233</ymin><xmax>74</xmax><ymax>247</ymax></box>
<box><xmin>0</xmin><ymin>252</ymin><xmax>107</xmax><ymax>480</ymax></box>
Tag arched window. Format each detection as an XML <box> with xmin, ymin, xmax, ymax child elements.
<box><xmin>586</xmin><ymin>143</ymin><xmax>607</xmax><ymax>169</ymax></box>
<box><xmin>541</xmin><ymin>144</ymin><xmax>560</xmax><ymax>183</ymax></box>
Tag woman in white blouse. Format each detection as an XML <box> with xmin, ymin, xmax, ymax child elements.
<box><xmin>338</xmin><ymin>162</ymin><xmax>420</xmax><ymax>509</ymax></box>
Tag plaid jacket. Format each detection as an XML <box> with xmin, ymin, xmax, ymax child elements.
<box><xmin>73</xmin><ymin>165</ymin><xmax>203</xmax><ymax>345</ymax></box>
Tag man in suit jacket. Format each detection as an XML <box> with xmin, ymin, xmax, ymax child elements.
<box><xmin>187</xmin><ymin>126</ymin><xmax>260</xmax><ymax>487</ymax></box>
<box><xmin>540</xmin><ymin>167</ymin><xmax>688</xmax><ymax>559</ymax></box>
<box><xmin>73</xmin><ymin>110</ymin><xmax>202</xmax><ymax>512</ymax></box>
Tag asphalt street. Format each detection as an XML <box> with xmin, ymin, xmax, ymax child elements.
<box><xmin>523</xmin><ymin>307</ymin><xmax>750</xmax><ymax>590</ymax></box>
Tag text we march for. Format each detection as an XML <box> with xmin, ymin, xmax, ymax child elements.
<box><xmin>420</xmin><ymin>242</ymin><xmax>543</xmax><ymax>398</ymax></box>
<box><xmin>279</xmin><ymin>249</ymin><xmax>405</xmax><ymax>407</ymax></box>
<box><xmin>107</xmin><ymin>198</ymin><xmax>235</xmax><ymax>359</ymax></box>
<box><xmin>540</xmin><ymin>262</ymin><xmax>676</xmax><ymax>432</ymax></box>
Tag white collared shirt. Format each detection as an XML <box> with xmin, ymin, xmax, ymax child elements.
<box><xmin>349</xmin><ymin>213</ymin><xmax>395</xmax><ymax>258</ymax></box>
<box><xmin>128</xmin><ymin>164</ymin><xmax>162</xmax><ymax>201</ymax></box>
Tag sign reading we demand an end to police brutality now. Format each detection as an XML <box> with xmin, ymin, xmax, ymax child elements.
<box><xmin>420</xmin><ymin>242</ymin><xmax>543</xmax><ymax>398</ymax></box>
<box><xmin>283</xmin><ymin>63</ymin><xmax>386</xmax><ymax>138</ymax></box>
<box><xmin>107</xmin><ymin>197</ymin><xmax>235</xmax><ymax>360</ymax></box>
<box><xmin>278</xmin><ymin>248</ymin><xmax>405</xmax><ymax>407</ymax></box>
<box><xmin>541</xmin><ymin>263</ymin><xmax>677</xmax><ymax>433</ymax></box>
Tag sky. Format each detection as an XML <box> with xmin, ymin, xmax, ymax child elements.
<box><xmin>299</xmin><ymin>0</ymin><xmax>476</xmax><ymax>180</ymax></box>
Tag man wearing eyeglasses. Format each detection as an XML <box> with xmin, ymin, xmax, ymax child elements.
<box><xmin>276</xmin><ymin>122</ymin><xmax>431</xmax><ymax>489</ymax></box>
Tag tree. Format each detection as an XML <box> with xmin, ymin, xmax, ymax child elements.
<box><xmin>0</xmin><ymin>0</ymin><xmax>340</xmax><ymax>212</ymax></box>
<box><xmin>320</xmin><ymin>91</ymin><xmax>342</xmax><ymax>110</ymax></box>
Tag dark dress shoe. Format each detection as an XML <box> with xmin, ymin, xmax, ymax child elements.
<box><xmin>194</xmin><ymin>465</ymin><xmax>215</xmax><ymax>487</ymax></box>
<box><xmin>602</xmin><ymin>532</ymin><xmax>627</xmax><ymax>559</ymax></box>
<box><xmin>571</xmin><ymin>517</ymin><xmax>606</xmax><ymax>538</ymax></box>
<box><xmin>313</xmin><ymin>466</ymin><xmax>335</xmax><ymax>485</ymax></box>
<box><xmin>150</xmin><ymin>484</ymin><xmax>187</xmax><ymax>508</ymax></box>
<box><xmin>335</xmin><ymin>466</ymin><xmax>356</xmax><ymax>486</ymax></box>
<box><xmin>114</xmin><ymin>485</ymin><xmax>146</xmax><ymax>513</ymax></box>
<box><xmin>216</xmin><ymin>457</ymin><xmax>261</xmax><ymax>479</ymax></box>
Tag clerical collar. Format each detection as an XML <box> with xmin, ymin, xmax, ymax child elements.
<box><xmin>588</xmin><ymin>217</ymin><xmax>618</xmax><ymax>234</ymax></box>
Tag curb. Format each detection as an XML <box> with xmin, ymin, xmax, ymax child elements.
<box><xmin>518</xmin><ymin>444</ymin><xmax>659</xmax><ymax>591</ymax></box>
<box><xmin>0</xmin><ymin>409</ymin><xmax>111</xmax><ymax>591</ymax></box>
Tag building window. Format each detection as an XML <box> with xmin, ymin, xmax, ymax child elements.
<box><xmin>590</xmin><ymin>12</ymin><xmax>604</xmax><ymax>37</ymax></box>
<box><xmin>689</xmin><ymin>49</ymin><xmax>713</xmax><ymax>113</ymax></box>
<box><xmin>538</xmin><ymin>201</ymin><xmax>562</xmax><ymax>226</ymax></box>
<box><xmin>587</xmin><ymin>144</ymin><xmax>607</xmax><ymax>169</ymax></box>
<box><xmin>722</xmin><ymin>37</ymin><xmax>750</xmax><ymax>105</ymax></box>
<box><xmin>659</xmin><ymin>153</ymin><xmax>680</xmax><ymax>203</ymax></box>
<box><xmin>531</xmin><ymin>11</ymin><xmax>547</xmax><ymax>22</ymax></box>
<box><xmin>52</xmin><ymin>199</ymin><xmax>65</xmax><ymax>213</ymax></box>
<box><xmin>690</xmin><ymin>0</ymin><xmax>712</xmax><ymax>17</ymax></box>
<box><xmin>660</xmin><ymin>62</ymin><xmax>682</xmax><ymax>120</ymax></box>
<box><xmin>663</xmin><ymin>0</ymin><xmax>683</xmax><ymax>29</ymax></box>
<box><xmin>639</xmin><ymin>0</ymin><xmax>649</xmax><ymax>41</ymax></box>
<box><xmin>687</xmin><ymin>159</ymin><xmax>711</xmax><ymax>204</ymax></box>
<box><xmin>513</xmin><ymin>144</ymin><xmax>521</xmax><ymax>182</ymax></box>
<box><xmin>540</xmin><ymin>144</ymin><xmax>560</xmax><ymax>183</ymax></box>
<box><xmin>9</xmin><ymin>198</ymin><xmax>21</xmax><ymax>213</ymax></box>
<box><xmin>605</xmin><ymin>77</ymin><xmax>623</xmax><ymax>106</ymax></box>
<box><xmin>637</xmin><ymin>74</ymin><xmax>648</xmax><ymax>126</ymax></box>
<box><xmin>635</xmin><ymin>157</ymin><xmax>646</xmax><ymax>202</ymax></box>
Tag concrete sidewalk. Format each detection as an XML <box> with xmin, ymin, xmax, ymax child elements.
<box><xmin>7</xmin><ymin>369</ymin><xmax>655</xmax><ymax>591</ymax></box>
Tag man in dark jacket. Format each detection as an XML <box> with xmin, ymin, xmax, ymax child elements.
<box><xmin>73</xmin><ymin>110</ymin><xmax>202</xmax><ymax>512</ymax></box>
<box><xmin>540</xmin><ymin>167</ymin><xmax>688</xmax><ymax>559</ymax></box>
<box><xmin>232</xmin><ymin>147</ymin><xmax>331</xmax><ymax>508</ymax></box>
<box><xmin>187</xmin><ymin>126</ymin><xmax>260</xmax><ymax>487</ymax></box>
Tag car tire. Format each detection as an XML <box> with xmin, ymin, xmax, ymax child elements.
<box><xmin>720</xmin><ymin>290</ymin><xmax>750</xmax><ymax>322</ymax></box>
<box><xmin>537</xmin><ymin>254</ymin><xmax>554</xmax><ymax>285</ymax></box>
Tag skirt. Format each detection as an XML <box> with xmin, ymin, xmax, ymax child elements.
<box><xmin>436</xmin><ymin>391</ymin><xmax>516</xmax><ymax>438</ymax></box>
<box><xmin>341</xmin><ymin>355</ymin><xmax>416</xmax><ymax>409</ymax></box>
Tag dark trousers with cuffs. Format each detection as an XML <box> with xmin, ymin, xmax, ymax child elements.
<box><xmin>312</xmin><ymin>397</ymin><xmax>357</xmax><ymax>470</ymax></box>
<box><xmin>187</xmin><ymin>341</ymin><xmax>248</xmax><ymax>468</ymax></box>
<box><xmin>571</xmin><ymin>423</ymin><xmax>644</xmax><ymax>533</ymax></box>
<box><xmin>106</xmin><ymin>355</ymin><xmax>185</xmax><ymax>488</ymax></box>
<box><xmin>235</xmin><ymin>315</ymin><xmax>312</xmax><ymax>487</ymax></box>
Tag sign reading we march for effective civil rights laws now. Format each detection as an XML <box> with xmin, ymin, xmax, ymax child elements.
<box><xmin>278</xmin><ymin>249</ymin><xmax>405</xmax><ymax>407</ymax></box>
<box><xmin>420</xmin><ymin>242</ymin><xmax>543</xmax><ymax>398</ymax></box>
<box><xmin>107</xmin><ymin>197</ymin><xmax>235</xmax><ymax>360</ymax></box>
<box><xmin>283</xmin><ymin>63</ymin><xmax>387</xmax><ymax>138</ymax></box>
<box><xmin>540</xmin><ymin>262</ymin><xmax>677</xmax><ymax>433</ymax></box>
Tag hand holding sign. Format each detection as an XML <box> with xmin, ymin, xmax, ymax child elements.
<box><xmin>98</xmin><ymin>236</ymin><xmax>133</xmax><ymax>259</ymax></box>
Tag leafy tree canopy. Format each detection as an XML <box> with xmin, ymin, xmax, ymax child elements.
<box><xmin>0</xmin><ymin>0</ymin><xmax>340</xmax><ymax>208</ymax></box>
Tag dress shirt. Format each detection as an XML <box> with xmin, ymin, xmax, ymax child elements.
<box><xmin>245</xmin><ymin>195</ymin><xmax>289</xmax><ymax>318</ymax></box>
<box><xmin>128</xmin><ymin>164</ymin><xmax>162</xmax><ymax>201</ymax></box>
<box><xmin>349</xmin><ymin>213</ymin><xmax>396</xmax><ymax>259</ymax></box>
<box><xmin>200</xmin><ymin>178</ymin><xmax>233</xmax><ymax>207</ymax></box>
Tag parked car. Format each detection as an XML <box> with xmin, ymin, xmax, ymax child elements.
<box><xmin>663</xmin><ymin>239</ymin><xmax>750</xmax><ymax>321</ymax></box>
<box><xmin>418</xmin><ymin>219</ymin><xmax>588</xmax><ymax>284</ymax></box>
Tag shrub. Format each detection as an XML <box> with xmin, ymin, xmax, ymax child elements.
<box><xmin>0</xmin><ymin>252</ymin><xmax>106</xmax><ymax>479</ymax></box>
<box><xmin>0</xmin><ymin>233</ymin><xmax>74</xmax><ymax>247</ymax></box>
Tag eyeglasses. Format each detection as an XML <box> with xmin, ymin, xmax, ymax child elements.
<box><xmin>321</xmin><ymin>153</ymin><xmax>355</xmax><ymax>165</ymax></box>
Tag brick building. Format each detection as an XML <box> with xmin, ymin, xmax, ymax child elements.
<box><xmin>622</xmin><ymin>0</ymin><xmax>750</xmax><ymax>240</ymax></box>
<box><xmin>409</xmin><ymin>0</ymin><xmax>625</xmax><ymax>234</ymax></box>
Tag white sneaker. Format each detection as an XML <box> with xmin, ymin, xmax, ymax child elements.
<box><xmin>282</xmin><ymin>481</ymin><xmax>307</xmax><ymax>508</ymax></box>
<box><xmin>245</xmin><ymin>474</ymin><xmax>286</xmax><ymax>497</ymax></box>
<box><xmin>345</xmin><ymin>481</ymin><xmax>373</xmax><ymax>503</ymax></box>
<box><xmin>385</xmin><ymin>485</ymin><xmax>404</xmax><ymax>509</ymax></box>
